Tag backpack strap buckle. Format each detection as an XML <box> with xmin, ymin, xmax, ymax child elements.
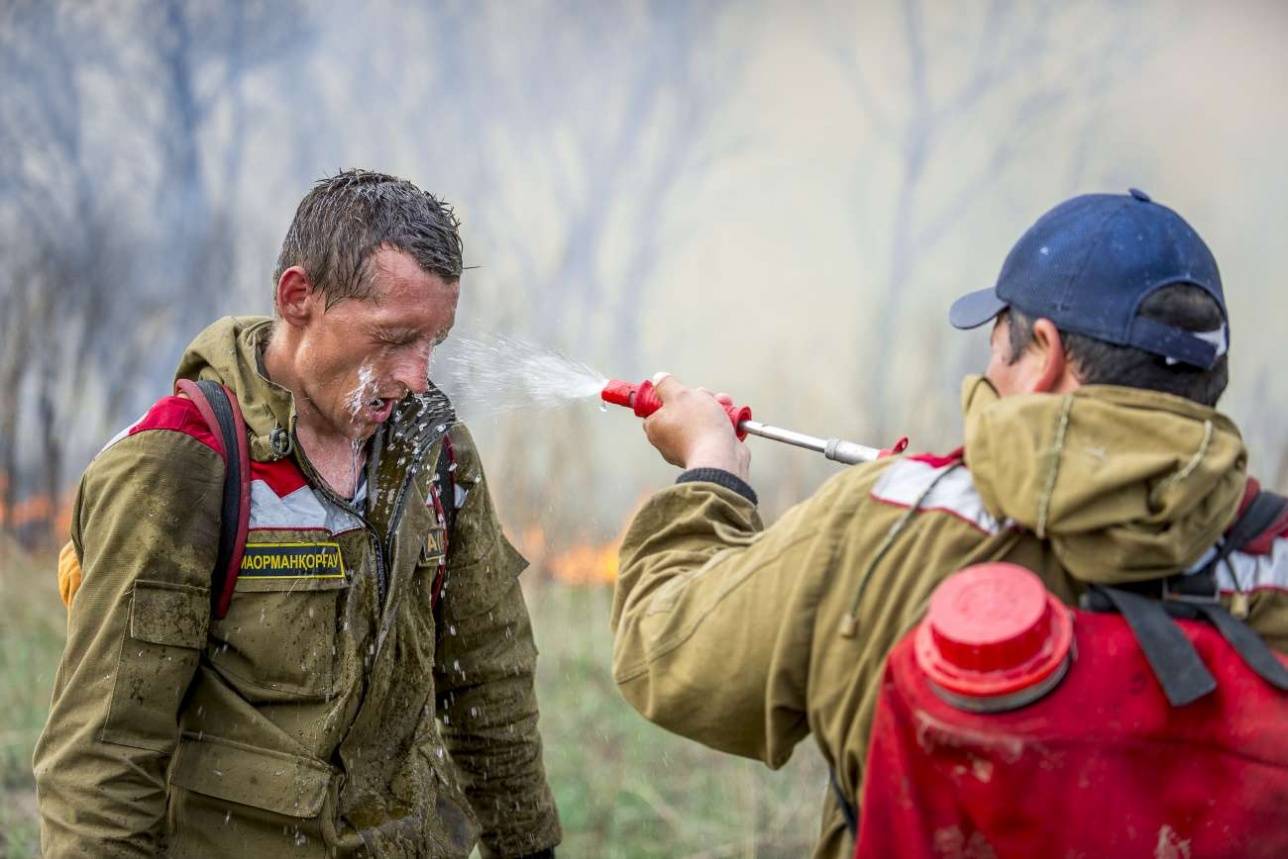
<box><xmin>1160</xmin><ymin>569</ymin><xmax>1221</xmax><ymax>607</ymax></box>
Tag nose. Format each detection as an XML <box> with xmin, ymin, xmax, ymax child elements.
<box><xmin>391</xmin><ymin>346</ymin><xmax>432</xmax><ymax>397</ymax></box>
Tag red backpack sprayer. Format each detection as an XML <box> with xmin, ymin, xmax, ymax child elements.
<box><xmin>600</xmin><ymin>377</ymin><xmax>908</xmax><ymax>464</ymax></box>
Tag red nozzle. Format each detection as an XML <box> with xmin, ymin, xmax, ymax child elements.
<box><xmin>601</xmin><ymin>379</ymin><xmax>639</xmax><ymax>410</ymax></box>
<box><xmin>601</xmin><ymin>378</ymin><xmax>752</xmax><ymax>440</ymax></box>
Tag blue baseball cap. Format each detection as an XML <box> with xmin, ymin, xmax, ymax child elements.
<box><xmin>949</xmin><ymin>189</ymin><xmax>1228</xmax><ymax>369</ymax></box>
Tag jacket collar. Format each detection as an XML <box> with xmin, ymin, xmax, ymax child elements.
<box><xmin>173</xmin><ymin>315</ymin><xmax>298</xmax><ymax>462</ymax></box>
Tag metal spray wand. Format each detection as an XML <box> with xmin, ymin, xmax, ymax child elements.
<box><xmin>601</xmin><ymin>379</ymin><xmax>907</xmax><ymax>465</ymax></box>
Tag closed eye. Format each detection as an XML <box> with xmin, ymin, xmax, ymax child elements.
<box><xmin>375</xmin><ymin>328</ymin><xmax>421</xmax><ymax>347</ymax></box>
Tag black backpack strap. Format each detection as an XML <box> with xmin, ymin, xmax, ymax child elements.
<box><xmin>435</xmin><ymin>433</ymin><xmax>458</xmax><ymax>543</ymax></box>
<box><xmin>1090</xmin><ymin>585</ymin><xmax>1217</xmax><ymax>707</ymax></box>
<box><xmin>1084</xmin><ymin>487</ymin><xmax>1288</xmax><ymax>705</ymax></box>
<box><xmin>429</xmin><ymin>433</ymin><xmax>457</xmax><ymax>611</ymax></box>
<box><xmin>1192</xmin><ymin>601</ymin><xmax>1288</xmax><ymax>691</ymax></box>
<box><xmin>829</xmin><ymin>765</ymin><xmax>859</xmax><ymax>838</ymax></box>
<box><xmin>1214</xmin><ymin>488</ymin><xmax>1288</xmax><ymax>569</ymax></box>
<box><xmin>175</xmin><ymin>379</ymin><xmax>250</xmax><ymax>620</ymax></box>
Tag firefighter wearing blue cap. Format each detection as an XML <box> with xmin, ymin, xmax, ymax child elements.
<box><xmin>610</xmin><ymin>190</ymin><xmax>1288</xmax><ymax>859</ymax></box>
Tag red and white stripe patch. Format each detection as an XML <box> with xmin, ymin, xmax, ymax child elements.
<box><xmin>871</xmin><ymin>457</ymin><xmax>1002</xmax><ymax>535</ymax></box>
<box><xmin>101</xmin><ymin>396</ymin><xmax>222</xmax><ymax>456</ymax></box>
<box><xmin>1220</xmin><ymin>540</ymin><xmax>1288</xmax><ymax>595</ymax></box>
<box><xmin>248</xmin><ymin>458</ymin><xmax>363</xmax><ymax>534</ymax></box>
<box><xmin>102</xmin><ymin>396</ymin><xmax>362</xmax><ymax>536</ymax></box>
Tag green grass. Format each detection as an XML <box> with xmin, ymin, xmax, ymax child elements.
<box><xmin>0</xmin><ymin>547</ymin><xmax>64</xmax><ymax>858</ymax></box>
<box><xmin>0</xmin><ymin>552</ymin><xmax>823</xmax><ymax>858</ymax></box>
<box><xmin>529</xmin><ymin>582</ymin><xmax>824</xmax><ymax>858</ymax></box>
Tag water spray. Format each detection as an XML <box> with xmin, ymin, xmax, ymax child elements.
<box><xmin>601</xmin><ymin>378</ymin><xmax>908</xmax><ymax>465</ymax></box>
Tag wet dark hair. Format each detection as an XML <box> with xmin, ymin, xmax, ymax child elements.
<box><xmin>1006</xmin><ymin>283</ymin><xmax>1229</xmax><ymax>406</ymax></box>
<box><xmin>274</xmin><ymin>169</ymin><xmax>463</xmax><ymax>307</ymax></box>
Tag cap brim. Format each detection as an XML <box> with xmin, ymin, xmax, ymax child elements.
<box><xmin>949</xmin><ymin>289</ymin><xmax>1008</xmax><ymax>330</ymax></box>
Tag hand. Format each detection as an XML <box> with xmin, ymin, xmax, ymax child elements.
<box><xmin>642</xmin><ymin>374</ymin><xmax>751</xmax><ymax>482</ymax></box>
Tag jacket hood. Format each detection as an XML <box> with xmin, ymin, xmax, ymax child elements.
<box><xmin>173</xmin><ymin>316</ymin><xmax>298</xmax><ymax>462</ymax></box>
<box><xmin>961</xmin><ymin>375</ymin><xmax>1247</xmax><ymax>584</ymax></box>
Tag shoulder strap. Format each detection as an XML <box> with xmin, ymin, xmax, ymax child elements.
<box><xmin>175</xmin><ymin>379</ymin><xmax>250</xmax><ymax>620</ymax></box>
<box><xmin>1084</xmin><ymin>487</ymin><xmax>1288</xmax><ymax>706</ymax></box>
<box><xmin>829</xmin><ymin>765</ymin><xmax>859</xmax><ymax>838</ymax></box>
<box><xmin>1087</xmin><ymin>585</ymin><xmax>1217</xmax><ymax>707</ymax></box>
<box><xmin>430</xmin><ymin>433</ymin><xmax>457</xmax><ymax>611</ymax></box>
<box><xmin>1222</xmin><ymin>488</ymin><xmax>1288</xmax><ymax>558</ymax></box>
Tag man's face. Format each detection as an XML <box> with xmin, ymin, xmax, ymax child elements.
<box><xmin>294</xmin><ymin>247</ymin><xmax>459</xmax><ymax>440</ymax></box>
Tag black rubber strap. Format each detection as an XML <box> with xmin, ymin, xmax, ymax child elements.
<box><xmin>430</xmin><ymin>438</ymin><xmax>457</xmax><ymax>619</ymax></box>
<box><xmin>434</xmin><ymin>440</ymin><xmax>457</xmax><ymax>542</ymax></box>
<box><xmin>1223</xmin><ymin>490</ymin><xmax>1288</xmax><ymax>556</ymax></box>
<box><xmin>196</xmin><ymin>380</ymin><xmax>243</xmax><ymax>614</ymax></box>
<box><xmin>1095</xmin><ymin>585</ymin><xmax>1216</xmax><ymax>707</ymax></box>
<box><xmin>1195</xmin><ymin>602</ymin><xmax>1288</xmax><ymax>691</ymax></box>
<box><xmin>829</xmin><ymin>765</ymin><xmax>858</xmax><ymax>838</ymax></box>
<box><xmin>676</xmin><ymin>468</ymin><xmax>758</xmax><ymax>505</ymax></box>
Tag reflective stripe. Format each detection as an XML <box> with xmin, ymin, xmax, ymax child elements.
<box><xmin>871</xmin><ymin>459</ymin><xmax>1002</xmax><ymax>535</ymax></box>
<box><xmin>99</xmin><ymin>417</ymin><xmax>143</xmax><ymax>455</ymax></box>
<box><xmin>1219</xmin><ymin>537</ymin><xmax>1288</xmax><ymax>594</ymax></box>
<box><xmin>101</xmin><ymin>395</ymin><xmax>364</xmax><ymax>536</ymax></box>
<box><xmin>248</xmin><ymin>480</ymin><xmax>363</xmax><ymax>534</ymax></box>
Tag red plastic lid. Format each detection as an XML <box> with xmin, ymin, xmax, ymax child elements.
<box><xmin>914</xmin><ymin>563</ymin><xmax>1073</xmax><ymax>708</ymax></box>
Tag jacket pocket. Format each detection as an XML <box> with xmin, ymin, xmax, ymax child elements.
<box><xmin>130</xmin><ymin>579</ymin><xmax>210</xmax><ymax>647</ymax></box>
<box><xmin>101</xmin><ymin>581</ymin><xmax>209</xmax><ymax>751</ymax></box>
<box><xmin>169</xmin><ymin>732</ymin><xmax>333</xmax><ymax>818</ymax></box>
<box><xmin>208</xmin><ymin>569</ymin><xmax>348</xmax><ymax>700</ymax></box>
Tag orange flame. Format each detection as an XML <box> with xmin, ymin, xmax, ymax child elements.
<box><xmin>0</xmin><ymin>474</ymin><xmax>74</xmax><ymax>539</ymax></box>
<box><xmin>516</xmin><ymin>524</ymin><xmax>623</xmax><ymax>586</ymax></box>
<box><xmin>549</xmin><ymin>538</ymin><xmax>621</xmax><ymax>585</ymax></box>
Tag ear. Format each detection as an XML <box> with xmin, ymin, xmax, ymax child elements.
<box><xmin>1028</xmin><ymin>318</ymin><xmax>1074</xmax><ymax>394</ymax></box>
<box><xmin>275</xmin><ymin>266</ymin><xmax>320</xmax><ymax>328</ymax></box>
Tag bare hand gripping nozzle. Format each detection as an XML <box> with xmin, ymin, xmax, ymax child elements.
<box><xmin>601</xmin><ymin>378</ymin><xmax>908</xmax><ymax>465</ymax></box>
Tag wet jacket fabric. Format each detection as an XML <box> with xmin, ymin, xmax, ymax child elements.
<box><xmin>34</xmin><ymin>316</ymin><xmax>561</xmax><ymax>858</ymax></box>
<box><xmin>611</xmin><ymin>375</ymin><xmax>1287</xmax><ymax>859</ymax></box>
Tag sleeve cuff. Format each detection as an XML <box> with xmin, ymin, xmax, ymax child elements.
<box><xmin>675</xmin><ymin>468</ymin><xmax>758</xmax><ymax>506</ymax></box>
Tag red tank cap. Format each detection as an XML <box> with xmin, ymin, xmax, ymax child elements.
<box><xmin>914</xmin><ymin>563</ymin><xmax>1073</xmax><ymax>712</ymax></box>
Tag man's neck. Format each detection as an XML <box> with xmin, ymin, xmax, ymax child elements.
<box><xmin>263</xmin><ymin>325</ymin><xmax>368</xmax><ymax>499</ymax></box>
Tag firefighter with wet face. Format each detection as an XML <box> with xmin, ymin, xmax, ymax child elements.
<box><xmin>612</xmin><ymin>190</ymin><xmax>1288</xmax><ymax>858</ymax></box>
<box><xmin>34</xmin><ymin>171</ymin><xmax>562</xmax><ymax>857</ymax></box>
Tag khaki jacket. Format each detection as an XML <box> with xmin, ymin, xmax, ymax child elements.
<box><xmin>34</xmin><ymin>317</ymin><xmax>561</xmax><ymax>858</ymax></box>
<box><xmin>612</xmin><ymin>376</ymin><xmax>1288</xmax><ymax>859</ymax></box>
